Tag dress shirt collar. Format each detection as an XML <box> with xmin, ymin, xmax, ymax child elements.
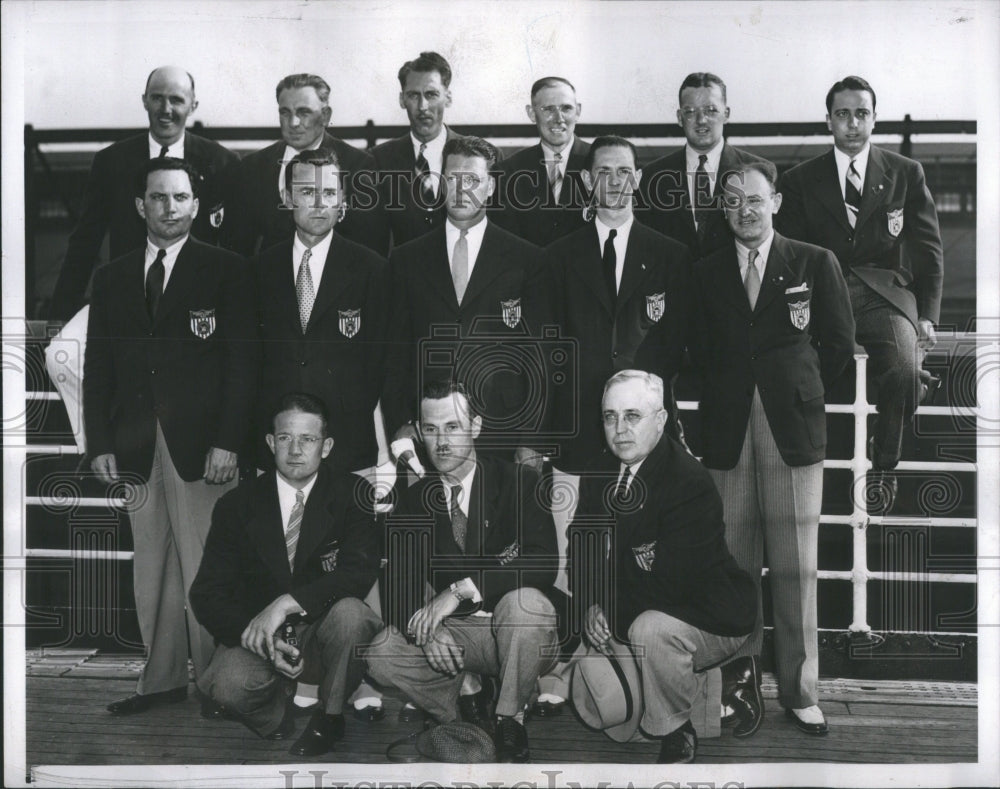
<box><xmin>446</xmin><ymin>216</ymin><xmax>488</xmax><ymax>275</ymax></box>
<box><xmin>144</xmin><ymin>235</ymin><xmax>187</xmax><ymax>288</ymax></box>
<box><xmin>443</xmin><ymin>461</ymin><xmax>477</xmax><ymax>517</ymax></box>
<box><xmin>618</xmin><ymin>457</ymin><xmax>645</xmax><ymax>490</ymax></box>
<box><xmin>411</xmin><ymin>128</ymin><xmax>447</xmax><ymax>170</ymax></box>
<box><xmin>684</xmin><ymin>138</ymin><xmax>725</xmax><ymax>174</ymax></box>
<box><xmin>292</xmin><ymin>229</ymin><xmax>334</xmax><ymax>286</ymax></box>
<box><xmin>594</xmin><ymin>215</ymin><xmax>633</xmax><ymax>293</ymax></box>
<box><xmin>735</xmin><ymin>231</ymin><xmax>774</xmax><ymax>278</ymax></box>
<box><xmin>540</xmin><ymin>138</ymin><xmax>574</xmax><ymax>175</ymax></box>
<box><xmin>275</xmin><ymin>470</ymin><xmax>320</xmax><ymax>532</ymax></box>
<box><xmin>834</xmin><ymin>143</ymin><xmax>870</xmax><ymax>197</ymax></box>
<box><xmin>148</xmin><ymin>133</ymin><xmax>185</xmax><ymax>159</ymax></box>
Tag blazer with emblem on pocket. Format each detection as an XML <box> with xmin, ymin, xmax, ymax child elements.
<box><xmin>190</xmin><ymin>464</ymin><xmax>381</xmax><ymax>647</ymax></box>
<box><xmin>382</xmin><ymin>220</ymin><xmax>548</xmax><ymax>450</ymax></box>
<box><xmin>83</xmin><ymin>238</ymin><xmax>257</xmax><ymax>481</ymax></box>
<box><xmin>256</xmin><ymin>233</ymin><xmax>390</xmax><ymax>474</ymax></box>
<box><xmin>568</xmin><ymin>435</ymin><xmax>756</xmax><ymax>641</ymax></box>
<box><xmin>690</xmin><ymin>231</ymin><xmax>855</xmax><ymax>469</ymax></box>
<box><xmin>543</xmin><ymin>220</ymin><xmax>692</xmax><ymax>472</ymax></box>
<box><xmin>775</xmin><ymin>145</ymin><xmax>943</xmax><ymax>326</ymax></box>
<box><xmin>384</xmin><ymin>455</ymin><xmax>564</xmax><ymax>627</ymax></box>
<box><xmin>50</xmin><ymin>132</ymin><xmax>240</xmax><ymax>321</ymax></box>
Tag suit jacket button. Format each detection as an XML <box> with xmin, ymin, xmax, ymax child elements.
<box><xmin>300</xmin><ymin>360</ymin><xmax>307</xmax><ymax>367</ymax></box>
<box><xmin>847</xmin><ymin>235</ymin><xmax>853</xmax><ymax>242</ymax></box>
<box><xmin>150</xmin><ymin>369</ymin><xmax>156</xmax><ymax>375</ymax></box>
<box><xmin>749</xmin><ymin>320</ymin><xmax>755</xmax><ymax>327</ymax></box>
<box><xmin>612</xmin><ymin>351</ymin><xmax>618</xmax><ymax>358</ymax></box>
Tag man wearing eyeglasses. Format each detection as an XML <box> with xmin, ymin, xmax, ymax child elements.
<box><xmin>637</xmin><ymin>72</ymin><xmax>771</xmax><ymax>260</ymax></box>
<box><xmin>567</xmin><ymin>370</ymin><xmax>755</xmax><ymax>762</ymax></box>
<box><xmin>192</xmin><ymin>393</ymin><xmax>383</xmax><ymax>756</ymax></box>
<box><xmin>495</xmin><ymin>76</ymin><xmax>591</xmax><ymax>247</ymax></box>
<box><xmin>689</xmin><ymin>161</ymin><xmax>854</xmax><ymax>739</ymax></box>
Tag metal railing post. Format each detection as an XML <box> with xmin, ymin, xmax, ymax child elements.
<box><xmin>849</xmin><ymin>352</ymin><xmax>872</xmax><ymax>635</ymax></box>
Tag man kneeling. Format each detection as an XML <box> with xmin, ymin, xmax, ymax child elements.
<box><xmin>367</xmin><ymin>380</ymin><xmax>565</xmax><ymax>763</ymax></box>
<box><xmin>568</xmin><ymin>370</ymin><xmax>756</xmax><ymax>762</ymax></box>
<box><xmin>190</xmin><ymin>392</ymin><xmax>382</xmax><ymax>755</ymax></box>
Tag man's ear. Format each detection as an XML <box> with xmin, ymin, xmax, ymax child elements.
<box><xmin>581</xmin><ymin>169</ymin><xmax>594</xmax><ymax>191</ymax></box>
<box><xmin>321</xmin><ymin>437</ymin><xmax>334</xmax><ymax>459</ymax></box>
<box><xmin>444</xmin><ymin>89</ymin><xmax>452</xmax><ymax>108</ymax></box>
<box><xmin>265</xmin><ymin>433</ymin><xmax>276</xmax><ymax>455</ymax></box>
<box><xmin>525</xmin><ymin>103</ymin><xmax>536</xmax><ymax>124</ymax></box>
<box><xmin>191</xmin><ymin>196</ymin><xmax>200</xmax><ymax>219</ymax></box>
<box><xmin>135</xmin><ymin>197</ymin><xmax>146</xmax><ymax>220</ymax></box>
<box><xmin>470</xmin><ymin>415</ymin><xmax>483</xmax><ymax>440</ymax></box>
<box><xmin>398</xmin><ymin>92</ymin><xmax>406</xmax><ymax>110</ymax></box>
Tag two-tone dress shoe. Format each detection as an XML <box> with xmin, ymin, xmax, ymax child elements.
<box><xmin>289</xmin><ymin>710</ymin><xmax>345</xmax><ymax>756</ymax></box>
<box><xmin>398</xmin><ymin>702</ymin><xmax>427</xmax><ymax>724</ymax></box>
<box><xmin>721</xmin><ymin>656</ymin><xmax>763</xmax><ymax>738</ymax></box>
<box><xmin>785</xmin><ymin>706</ymin><xmax>829</xmax><ymax>736</ymax></box>
<box><xmin>657</xmin><ymin>720</ymin><xmax>697</xmax><ymax>763</ymax></box>
<box><xmin>529</xmin><ymin>696</ymin><xmax>565</xmax><ymax>718</ymax></box>
<box><xmin>494</xmin><ymin>716</ymin><xmax>529</xmax><ymax>762</ymax></box>
<box><xmin>352</xmin><ymin>704</ymin><xmax>385</xmax><ymax>723</ymax></box>
<box><xmin>106</xmin><ymin>686</ymin><xmax>187</xmax><ymax>715</ymax></box>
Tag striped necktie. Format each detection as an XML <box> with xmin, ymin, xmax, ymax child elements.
<box><xmin>548</xmin><ymin>152</ymin><xmax>563</xmax><ymax>201</ymax></box>
<box><xmin>845</xmin><ymin>159</ymin><xmax>863</xmax><ymax>228</ymax></box>
<box><xmin>286</xmin><ymin>489</ymin><xmax>304</xmax><ymax>571</ymax></box>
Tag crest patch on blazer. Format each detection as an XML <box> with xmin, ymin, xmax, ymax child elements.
<box><xmin>497</xmin><ymin>540</ymin><xmax>520</xmax><ymax>566</ymax></box>
<box><xmin>209</xmin><ymin>204</ymin><xmax>225</xmax><ymax>228</ymax></box>
<box><xmin>646</xmin><ymin>292</ymin><xmax>665</xmax><ymax>322</ymax></box>
<box><xmin>320</xmin><ymin>546</ymin><xmax>340</xmax><ymax>573</ymax></box>
<box><xmin>501</xmin><ymin>298</ymin><xmax>521</xmax><ymax>328</ymax></box>
<box><xmin>887</xmin><ymin>208</ymin><xmax>904</xmax><ymax>237</ymax></box>
<box><xmin>788</xmin><ymin>299</ymin><xmax>810</xmax><ymax>330</ymax></box>
<box><xmin>632</xmin><ymin>540</ymin><xmax>657</xmax><ymax>572</ymax></box>
<box><xmin>338</xmin><ymin>308</ymin><xmax>361</xmax><ymax>338</ymax></box>
<box><xmin>189</xmin><ymin>309</ymin><xmax>216</xmax><ymax>339</ymax></box>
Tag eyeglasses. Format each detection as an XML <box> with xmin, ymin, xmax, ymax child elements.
<box><xmin>274</xmin><ymin>434</ymin><xmax>322</xmax><ymax>447</ymax></box>
<box><xmin>680</xmin><ymin>105</ymin><xmax>723</xmax><ymax>120</ymax></box>
<box><xmin>536</xmin><ymin>104</ymin><xmax>578</xmax><ymax>118</ymax></box>
<box><xmin>602</xmin><ymin>410</ymin><xmax>662</xmax><ymax>428</ymax></box>
<box><xmin>722</xmin><ymin>194</ymin><xmax>770</xmax><ymax>210</ymax></box>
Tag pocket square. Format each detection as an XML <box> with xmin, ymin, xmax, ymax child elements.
<box><xmin>784</xmin><ymin>283</ymin><xmax>809</xmax><ymax>294</ymax></box>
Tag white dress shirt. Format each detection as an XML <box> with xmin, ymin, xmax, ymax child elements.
<box><xmin>144</xmin><ymin>236</ymin><xmax>188</xmax><ymax>289</ymax></box>
<box><xmin>595</xmin><ymin>214</ymin><xmax>634</xmax><ymax>292</ymax></box>
<box><xmin>411</xmin><ymin>128</ymin><xmax>448</xmax><ymax>198</ymax></box>
<box><xmin>275</xmin><ymin>471</ymin><xmax>320</xmax><ymax>535</ymax></box>
<box><xmin>735</xmin><ymin>230</ymin><xmax>774</xmax><ymax>284</ymax></box>
<box><xmin>445</xmin><ymin>216</ymin><xmax>488</xmax><ymax>278</ymax></box>
<box><xmin>292</xmin><ymin>229</ymin><xmax>334</xmax><ymax>289</ymax></box>
<box><xmin>685</xmin><ymin>139</ymin><xmax>725</xmax><ymax>227</ymax></box>
<box><xmin>148</xmin><ymin>133</ymin><xmax>184</xmax><ymax>159</ymax></box>
<box><xmin>541</xmin><ymin>138</ymin><xmax>573</xmax><ymax>201</ymax></box>
<box><xmin>834</xmin><ymin>143</ymin><xmax>871</xmax><ymax>201</ymax></box>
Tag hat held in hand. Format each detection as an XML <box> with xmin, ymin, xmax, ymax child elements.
<box><xmin>571</xmin><ymin>641</ymin><xmax>644</xmax><ymax>742</ymax></box>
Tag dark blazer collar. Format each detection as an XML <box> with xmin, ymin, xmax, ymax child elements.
<box><xmin>307</xmin><ymin>233</ymin><xmax>357</xmax><ymax>330</ymax></box>
<box><xmin>570</xmin><ymin>222</ymin><xmax>615</xmax><ymax>315</ymax></box>
<box><xmin>461</xmin><ymin>221</ymin><xmax>512</xmax><ymax>308</ymax></box>
<box><xmin>616</xmin><ymin>220</ymin><xmax>654</xmax><ymax>310</ymax></box>
<box><xmin>430</xmin><ymin>455</ymin><xmax>502</xmax><ymax>556</ymax></box>
<box><xmin>753</xmin><ymin>232</ymin><xmax>796</xmax><ymax>314</ymax></box>
<box><xmin>153</xmin><ymin>237</ymin><xmax>207</xmax><ymax>328</ymax></box>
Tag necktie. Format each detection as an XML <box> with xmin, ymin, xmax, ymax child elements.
<box><xmin>145</xmin><ymin>248</ymin><xmax>166</xmax><ymax>320</ymax></box>
<box><xmin>845</xmin><ymin>159</ymin><xmax>863</xmax><ymax>228</ymax></box>
<box><xmin>158</xmin><ymin>145</ymin><xmax>169</xmax><ymax>158</ymax></box>
<box><xmin>296</xmin><ymin>248</ymin><xmax>315</xmax><ymax>332</ymax></box>
<box><xmin>450</xmin><ymin>484</ymin><xmax>467</xmax><ymax>552</ymax></box>
<box><xmin>286</xmin><ymin>489</ymin><xmax>304</xmax><ymax>570</ymax></box>
<box><xmin>603</xmin><ymin>228</ymin><xmax>618</xmax><ymax>302</ymax></box>
<box><xmin>452</xmin><ymin>229</ymin><xmax>469</xmax><ymax>304</ymax></box>
<box><xmin>614</xmin><ymin>465</ymin><xmax>631</xmax><ymax>507</ymax></box>
<box><xmin>694</xmin><ymin>153</ymin><xmax>713</xmax><ymax>231</ymax></box>
<box><xmin>548</xmin><ymin>152</ymin><xmax>563</xmax><ymax>202</ymax></box>
<box><xmin>744</xmin><ymin>249</ymin><xmax>761</xmax><ymax>309</ymax></box>
<box><xmin>415</xmin><ymin>142</ymin><xmax>434</xmax><ymax>203</ymax></box>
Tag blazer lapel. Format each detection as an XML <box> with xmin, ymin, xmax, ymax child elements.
<box><xmin>856</xmin><ymin>146</ymin><xmax>891</xmax><ymax>231</ymax></box>
<box><xmin>126</xmin><ymin>251</ymin><xmax>153</xmax><ymax>329</ymax></box>
<box><xmin>719</xmin><ymin>246</ymin><xmax>753</xmax><ymax>316</ymax></box>
<box><xmin>428</xmin><ymin>230</ymin><xmax>462</xmax><ymax>309</ymax></box>
<box><xmin>616</xmin><ymin>225</ymin><xmax>647</xmax><ymax>310</ymax></box>
<box><xmin>153</xmin><ymin>240</ymin><xmax>202</xmax><ymax>329</ymax></box>
<box><xmin>464</xmin><ymin>464</ymin><xmax>483</xmax><ymax>557</ymax></box>
<box><xmin>571</xmin><ymin>224</ymin><xmax>615</xmax><ymax>315</ymax></box>
<box><xmin>307</xmin><ymin>236</ymin><xmax>354</xmax><ymax>329</ymax></box>
<box><xmin>250</xmin><ymin>476</ymin><xmax>294</xmax><ymax>585</ymax></box>
<box><xmin>812</xmin><ymin>150</ymin><xmax>853</xmax><ymax>232</ymax></box>
<box><xmin>461</xmin><ymin>223</ymin><xmax>508</xmax><ymax>307</ymax></box>
<box><xmin>753</xmin><ymin>237</ymin><xmax>794</xmax><ymax>314</ymax></box>
<box><xmin>293</xmin><ymin>469</ymin><xmax>333</xmax><ymax>573</ymax></box>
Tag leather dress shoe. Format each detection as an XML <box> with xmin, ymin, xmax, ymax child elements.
<box><xmin>721</xmin><ymin>656</ymin><xmax>763</xmax><ymax>738</ymax></box>
<box><xmin>658</xmin><ymin>720</ymin><xmax>697</xmax><ymax>763</ymax></box>
<box><xmin>529</xmin><ymin>699</ymin><xmax>565</xmax><ymax>718</ymax></box>
<box><xmin>398</xmin><ymin>703</ymin><xmax>426</xmax><ymax>724</ymax></box>
<box><xmin>720</xmin><ymin>702</ymin><xmax>738</xmax><ymax>727</ymax></box>
<box><xmin>785</xmin><ymin>707</ymin><xmax>829</xmax><ymax>736</ymax></box>
<box><xmin>107</xmin><ymin>686</ymin><xmax>187</xmax><ymax>715</ymax></box>
<box><xmin>289</xmin><ymin>710</ymin><xmax>345</xmax><ymax>756</ymax></box>
<box><xmin>494</xmin><ymin>716</ymin><xmax>529</xmax><ymax>763</ymax></box>
<box><xmin>265</xmin><ymin>706</ymin><xmax>297</xmax><ymax>741</ymax></box>
<box><xmin>352</xmin><ymin>704</ymin><xmax>385</xmax><ymax>723</ymax></box>
<box><xmin>458</xmin><ymin>678</ymin><xmax>495</xmax><ymax>733</ymax></box>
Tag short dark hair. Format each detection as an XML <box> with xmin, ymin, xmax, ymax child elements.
<box><xmin>584</xmin><ymin>135</ymin><xmax>638</xmax><ymax>171</ymax></box>
<box><xmin>826</xmin><ymin>75</ymin><xmax>877</xmax><ymax>113</ymax></box>
<box><xmin>530</xmin><ymin>76</ymin><xmax>576</xmax><ymax>99</ymax></box>
<box><xmin>283</xmin><ymin>147</ymin><xmax>342</xmax><ymax>197</ymax></box>
<box><xmin>144</xmin><ymin>68</ymin><xmax>195</xmax><ymax>96</ymax></box>
<box><xmin>134</xmin><ymin>157</ymin><xmax>202</xmax><ymax>199</ymax></box>
<box><xmin>724</xmin><ymin>159</ymin><xmax>779</xmax><ymax>192</ymax></box>
<box><xmin>443</xmin><ymin>135</ymin><xmax>498</xmax><ymax>171</ymax></box>
<box><xmin>678</xmin><ymin>72</ymin><xmax>727</xmax><ymax>105</ymax></box>
<box><xmin>275</xmin><ymin>73</ymin><xmax>331</xmax><ymax>104</ymax></box>
<box><xmin>420</xmin><ymin>379</ymin><xmax>478</xmax><ymax>420</ymax></box>
<box><xmin>398</xmin><ymin>51</ymin><xmax>452</xmax><ymax>89</ymax></box>
<box><xmin>271</xmin><ymin>392</ymin><xmax>329</xmax><ymax>436</ymax></box>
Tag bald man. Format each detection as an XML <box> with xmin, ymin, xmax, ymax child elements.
<box><xmin>48</xmin><ymin>66</ymin><xmax>239</xmax><ymax>321</ymax></box>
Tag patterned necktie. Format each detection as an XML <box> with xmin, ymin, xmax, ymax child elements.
<box><xmin>548</xmin><ymin>152</ymin><xmax>563</xmax><ymax>202</ymax></box>
<box><xmin>145</xmin><ymin>248</ymin><xmax>166</xmax><ymax>320</ymax></box>
<box><xmin>603</xmin><ymin>228</ymin><xmax>618</xmax><ymax>302</ymax></box>
<box><xmin>158</xmin><ymin>145</ymin><xmax>169</xmax><ymax>158</ymax></box>
<box><xmin>295</xmin><ymin>248</ymin><xmax>315</xmax><ymax>332</ymax></box>
<box><xmin>450</xmin><ymin>484</ymin><xmax>467</xmax><ymax>552</ymax></box>
<box><xmin>415</xmin><ymin>142</ymin><xmax>434</xmax><ymax>203</ymax></box>
<box><xmin>452</xmin><ymin>229</ymin><xmax>469</xmax><ymax>304</ymax></box>
<box><xmin>615</xmin><ymin>465</ymin><xmax>631</xmax><ymax>507</ymax></box>
<box><xmin>744</xmin><ymin>249</ymin><xmax>761</xmax><ymax>309</ymax></box>
<box><xmin>286</xmin><ymin>489</ymin><xmax>304</xmax><ymax>571</ymax></box>
<box><xmin>694</xmin><ymin>153</ymin><xmax>713</xmax><ymax>231</ymax></box>
<box><xmin>845</xmin><ymin>159</ymin><xmax>863</xmax><ymax>228</ymax></box>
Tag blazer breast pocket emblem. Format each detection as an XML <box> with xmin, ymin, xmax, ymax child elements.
<box><xmin>189</xmin><ymin>309</ymin><xmax>216</xmax><ymax>339</ymax></box>
<box><xmin>887</xmin><ymin>207</ymin><xmax>904</xmax><ymax>237</ymax></box>
<box><xmin>209</xmin><ymin>204</ymin><xmax>225</xmax><ymax>228</ymax></box>
<box><xmin>338</xmin><ymin>308</ymin><xmax>361</xmax><ymax>338</ymax></box>
<box><xmin>320</xmin><ymin>547</ymin><xmax>340</xmax><ymax>573</ymax></box>
<box><xmin>497</xmin><ymin>540</ymin><xmax>520</xmax><ymax>566</ymax></box>
<box><xmin>788</xmin><ymin>299</ymin><xmax>810</xmax><ymax>330</ymax></box>
<box><xmin>501</xmin><ymin>298</ymin><xmax>521</xmax><ymax>328</ymax></box>
<box><xmin>632</xmin><ymin>540</ymin><xmax>657</xmax><ymax>572</ymax></box>
<box><xmin>645</xmin><ymin>292</ymin><xmax>665</xmax><ymax>322</ymax></box>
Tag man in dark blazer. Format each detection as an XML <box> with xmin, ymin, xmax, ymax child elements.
<box><xmin>223</xmin><ymin>73</ymin><xmax>387</xmax><ymax>257</ymax></box>
<box><xmin>494</xmin><ymin>76</ymin><xmax>591</xmax><ymax>247</ymax></box>
<box><xmin>690</xmin><ymin>161</ymin><xmax>855</xmax><ymax>738</ymax></box>
<box><xmin>372</xmin><ymin>51</ymin><xmax>476</xmax><ymax>249</ymax></box>
<box><xmin>191</xmin><ymin>393</ymin><xmax>383</xmax><ymax>755</ymax></box>
<box><xmin>84</xmin><ymin>157</ymin><xmax>257</xmax><ymax>715</ymax></box>
<box><xmin>637</xmin><ymin>72</ymin><xmax>770</xmax><ymax>260</ymax></box>
<box><xmin>366</xmin><ymin>380</ymin><xmax>563</xmax><ymax>763</ymax></box>
<box><xmin>49</xmin><ymin>66</ymin><xmax>239</xmax><ymax>321</ymax></box>
<box><xmin>568</xmin><ymin>370</ymin><xmax>755</xmax><ymax>763</ymax></box>
<box><xmin>256</xmin><ymin>147</ymin><xmax>390</xmax><ymax>476</ymax></box>
<box><xmin>777</xmin><ymin>75</ymin><xmax>944</xmax><ymax>500</ymax></box>
<box><xmin>382</xmin><ymin>135</ymin><xmax>547</xmax><ymax>465</ymax></box>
